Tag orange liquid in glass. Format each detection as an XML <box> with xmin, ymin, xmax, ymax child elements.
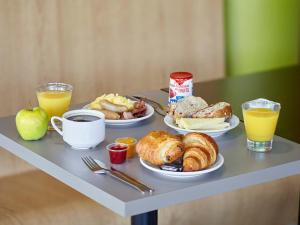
<box><xmin>37</xmin><ymin>91</ymin><xmax>72</xmax><ymax>119</ymax></box>
<box><xmin>243</xmin><ymin>108</ymin><xmax>279</xmax><ymax>141</ymax></box>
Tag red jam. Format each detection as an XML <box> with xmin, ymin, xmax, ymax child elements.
<box><xmin>110</xmin><ymin>145</ymin><xmax>127</xmax><ymax>151</ymax></box>
<box><xmin>107</xmin><ymin>143</ymin><xmax>128</xmax><ymax>164</ymax></box>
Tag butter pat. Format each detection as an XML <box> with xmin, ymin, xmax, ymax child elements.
<box><xmin>176</xmin><ymin>117</ymin><xmax>230</xmax><ymax>130</ymax></box>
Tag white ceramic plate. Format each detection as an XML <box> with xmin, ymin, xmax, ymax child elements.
<box><xmin>163</xmin><ymin>115</ymin><xmax>240</xmax><ymax>137</ymax></box>
<box><xmin>83</xmin><ymin>103</ymin><xmax>154</xmax><ymax>126</ymax></box>
<box><xmin>140</xmin><ymin>154</ymin><xmax>224</xmax><ymax>178</ymax></box>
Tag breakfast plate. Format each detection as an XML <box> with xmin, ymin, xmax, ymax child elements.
<box><xmin>164</xmin><ymin>115</ymin><xmax>240</xmax><ymax>137</ymax></box>
<box><xmin>140</xmin><ymin>154</ymin><xmax>224</xmax><ymax>178</ymax></box>
<box><xmin>83</xmin><ymin>103</ymin><xmax>154</xmax><ymax>126</ymax></box>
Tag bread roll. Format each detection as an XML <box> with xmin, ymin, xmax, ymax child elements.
<box><xmin>192</xmin><ymin>102</ymin><xmax>232</xmax><ymax>119</ymax></box>
<box><xmin>168</xmin><ymin>96</ymin><xmax>208</xmax><ymax>120</ymax></box>
<box><xmin>136</xmin><ymin>131</ymin><xmax>184</xmax><ymax>165</ymax></box>
<box><xmin>182</xmin><ymin>133</ymin><xmax>218</xmax><ymax>171</ymax></box>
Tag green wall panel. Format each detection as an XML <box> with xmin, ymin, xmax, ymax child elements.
<box><xmin>225</xmin><ymin>0</ymin><xmax>299</xmax><ymax>76</ymax></box>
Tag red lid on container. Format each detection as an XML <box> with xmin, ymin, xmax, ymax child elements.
<box><xmin>170</xmin><ymin>72</ymin><xmax>193</xmax><ymax>79</ymax></box>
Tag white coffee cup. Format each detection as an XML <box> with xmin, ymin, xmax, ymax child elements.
<box><xmin>51</xmin><ymin>109</ymin><xmax>105</xmax><ymax>149</ymax></box>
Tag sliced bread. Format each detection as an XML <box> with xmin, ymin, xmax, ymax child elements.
<box><xmin>170</xmin><ymin>96</ymin><xmax>208</xmax><ymax>119</ymax></box>
<box><xmin>192</xmin><ymin>102</ymin><xmax>232</xmax><ymax>119</ymax></box>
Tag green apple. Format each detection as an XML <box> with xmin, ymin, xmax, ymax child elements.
<box><xmin>15</xmin><ymin>107</ymin><xmax>48</xmax><ymax>141</ymax></box>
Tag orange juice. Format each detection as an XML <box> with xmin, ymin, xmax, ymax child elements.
<box><xmin>37</xmin><ymin>91</ymin><xmax>72</xmax><ymax>119</ymax></box>
<box><xmin>243</xmin><ymin>108</ymin><xmax>279</xmax><ymax>141</ymax></box>
<box><xmin>115</xmin><ymin>137</ymin><xmax>137</xmax><ymax>159</ymax></box>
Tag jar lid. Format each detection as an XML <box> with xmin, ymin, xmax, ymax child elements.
<box><xmin>170</xmin><ymin>72</ymin><xmax>193</xmax><ymax>79</ymax></box>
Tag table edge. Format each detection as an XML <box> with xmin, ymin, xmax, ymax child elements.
<box><xmin>0</xmin><ymin>133</ymin><xmax>128</xmax><ymax>216</ymax></box>
<box><xmin>124</xmin><ymin>160</ymin><xmax>300</xmax><ymax>216</ymax></box>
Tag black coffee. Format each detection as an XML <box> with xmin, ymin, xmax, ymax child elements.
<box><xmin>67</xmin><ymin>115</ymin><xmax>100</xmax><ymax>122</ymax></box>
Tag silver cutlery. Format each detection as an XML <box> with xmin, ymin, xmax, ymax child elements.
<box><xmin>82</xmin><ymin>156</ymin><xmax>153</xmax><ymax>194</ymax></box>
<box><xmin>94</xmin><ymin>159</ymin><xmax>154</xmax><ymax>193</ymax></box>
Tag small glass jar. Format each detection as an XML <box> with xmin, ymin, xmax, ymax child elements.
<box><xmin>106</xmin><ymin>143</ymin><xmax>128</xmax><ymax>164</ymax></box>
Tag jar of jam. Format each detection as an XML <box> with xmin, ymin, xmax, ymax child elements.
<box><xmin>169</xmin><ymin>72</ymin><xmax>193</xmax><ymax>103</ymax></box>
<box><xmin>115</xmin><ymin>137</ymin><xmax>137</xmax><ymax>159</ymax></box>
<box><xmin>106</xmin><ymin>143</ymin><xmax>128</xmax><ymax>164</ymax></box>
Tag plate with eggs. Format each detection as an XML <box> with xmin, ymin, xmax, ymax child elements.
<box><xmin>84</xmin><ymin>94</ymin><xmax>154</xmax><ymax>126</ymax></box>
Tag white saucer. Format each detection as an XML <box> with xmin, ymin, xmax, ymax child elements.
<box><xmin>164</xmin><ymin>115</ymin><xmax>240</xmax><ymax>137</ymax></box>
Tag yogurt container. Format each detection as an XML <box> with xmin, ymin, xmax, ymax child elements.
<box><xmin>169</xmin><ymin>72</ymin><xmax>193</xmax><ymax>103</ymax></box>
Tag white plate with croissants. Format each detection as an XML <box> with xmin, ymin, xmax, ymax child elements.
<box><xmin>136</xmin><ymin>131</ymin><xmax>224</xmax><ymax>178</ymax></box>
<box><xmin>165</xmin><ymin>96</ymin><xmax>240</xmax><ymax>137</ymax></box>
<box><xmin>83</xmin><ymin>94</ymin><xmax>154</xmax><ymax>125</ymax></box>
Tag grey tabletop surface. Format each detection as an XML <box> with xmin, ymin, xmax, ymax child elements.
<box><xmin>0</xmin><ymin>90</ymin><xmax>300</xmax><ymax>217</ymax></box>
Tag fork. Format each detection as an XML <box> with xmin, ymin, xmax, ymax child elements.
<box><xmin>82</xmin><ymin>156</ymin><xmax>152</xmax><ymax>194</ymax></box>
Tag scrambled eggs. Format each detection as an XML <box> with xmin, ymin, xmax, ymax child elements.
<box><xmin>90</xmin><ymin>94</ymin><xmax>134</xmax><ymax>110</ymax></box>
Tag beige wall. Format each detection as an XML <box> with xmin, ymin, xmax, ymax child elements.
<box><xmin>0</xmin><ymin>1</ymin><xmax>299</xmax><ymax>225</ymax></box>
<box><xmin>0</xmin><ymin>0</ymin><xmax>224</xmax><ymax>117</ymax></box>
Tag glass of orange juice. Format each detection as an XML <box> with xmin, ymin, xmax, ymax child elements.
<box><xmin>37</xmin><ymin>83</ymin><xmax>73</xmax><ymax>122</ymax></box>
<box><xmin>242</xmin><ymin>98</ymin><xmax>281</xmax><ymax>152</ymax></box>
<box><xmin>115</xmin><ymin>137</ymin><xmax>137</xmax><ymax>159</ymax></box>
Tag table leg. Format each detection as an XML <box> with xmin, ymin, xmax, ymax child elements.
<box><xmin>298</xmin><ymin>193</ymin><xmax>300</xmax><ymax>225</ymax></box>
<box><xmin>131</xmin><ymin>210</ymin><xmax>158</xmax><ymax>225</ymax></box>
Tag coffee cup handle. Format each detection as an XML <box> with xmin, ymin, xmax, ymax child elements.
<box><xmin>51</xmin><ymin>116</ymin><xmax>63</xmax><ymax>136</ymax></box>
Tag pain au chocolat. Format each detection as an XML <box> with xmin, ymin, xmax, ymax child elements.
<box><xmin>136</xmin><ymin>131</ymin><xmax>184</xmax><ymax>166</ymax></box>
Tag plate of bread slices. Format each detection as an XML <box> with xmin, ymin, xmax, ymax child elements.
<box><xmin>84</xmin><ymin>94</ymin><xmax>154</xmax><ymax>125</ymax></box>
<box><xmin>136</xmin><ymin>131</ymin><xmax>224</xmax><ymax>178</ymax></box>
<box><xmin>165</xmin><ymin>96</ymin><xmax>239</xmax><ymax>137</ymax></box>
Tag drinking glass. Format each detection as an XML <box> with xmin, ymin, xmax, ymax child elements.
<box><xmin>36</xmin><ymin>82</ymin><xmax>73</xmax><ymax>120</ymax></box>
<box><xmin>242</xmin><ymin>98</ymin><xmax>280</xmax><ymax>152</ymax></box>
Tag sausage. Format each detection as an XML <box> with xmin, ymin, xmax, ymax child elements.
<box><xmin>100</xmin><ymin>100</ymin><xmax>128</xmax><ymax>113</ymax></box>
<box><xmin>97</xmin><ymin>109</ymin><xmax>120</xmax><ymax>120</ymax></box>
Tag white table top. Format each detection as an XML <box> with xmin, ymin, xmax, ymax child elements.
<box><xmin>0</xmin><ymin>91</ymin><xmax>300</xmax><ymax>216</ymax></box>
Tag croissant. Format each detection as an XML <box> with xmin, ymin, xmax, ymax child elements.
<box><xmin>136</xmin><ymin>131</ymin><xmax>184</xmax><ymax>165</ymax></box>
<box><xmin>183</xmin><ymin>133</ymin><xmax>218</xmax><ymax>163</ymax></box>
<box><xmin>182</xmin><ymin>133</ymin><xmax>218</xmax><ymax>172</ymax></box>
<box><xmin>183</xmin><ymin>147</ymin><xmax>210</xmax><ymax>171</ymax></box>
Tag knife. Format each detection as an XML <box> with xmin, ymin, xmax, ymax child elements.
<box><xmin>94</xmin><ymin>159</ymin><xmax>154</xmax><ymax>193</ymax></box>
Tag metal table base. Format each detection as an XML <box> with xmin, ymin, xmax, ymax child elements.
<box><xmin>132</xmin><ymin>210</ymin><xmax>158</xmax><ymax>225</ymax></box>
